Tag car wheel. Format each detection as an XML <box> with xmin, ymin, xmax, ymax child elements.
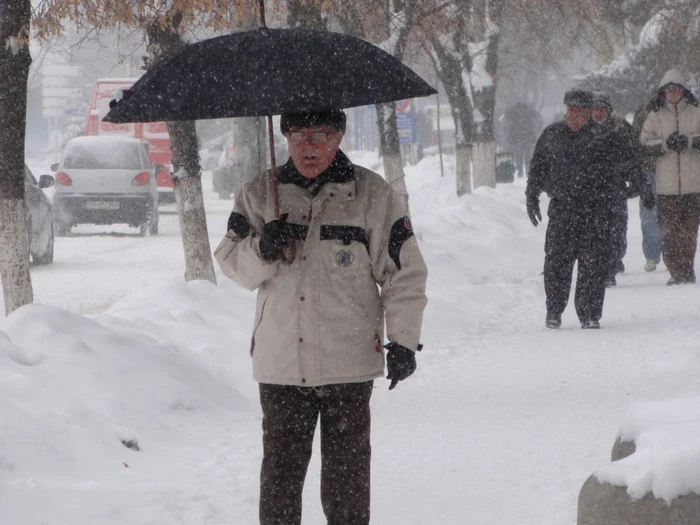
<box><xmin>33</xmin><ymin>224</ymin><xmax>54</xmax><ymax>266</ymax></box>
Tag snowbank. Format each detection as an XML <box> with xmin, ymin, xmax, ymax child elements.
<box><xmin>0</xmin><ymin>281</ymin><xmax>253</xmax><ymax>483</ymax></box>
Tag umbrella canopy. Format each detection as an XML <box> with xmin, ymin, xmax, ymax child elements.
<box><xmin>104</xmin><ymin>28</ymin><xmax>437</xmax><ymax>124</ymax></box>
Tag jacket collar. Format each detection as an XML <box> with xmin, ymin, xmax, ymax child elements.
<box><xmin>277</xmin><ymin>150</ymin><xmax>355</xmax><ymax>197</ymax></box>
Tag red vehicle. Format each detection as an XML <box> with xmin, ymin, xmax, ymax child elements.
<box><xmin>85</xmin><ymin>78</ymin><xmax>175</xmax><ymax>202</ymax></box>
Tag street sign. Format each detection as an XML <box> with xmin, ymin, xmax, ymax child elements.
<box><xmin>396</xmin><ymin>113</ymin><xmax>416</xmax><ymax>144</ymax></box>
<box><xmin>41</xmin><ymin>87</ymin><xmax>83</xmax><ymax>99</ymax></box>
<box><xmin>41</xmin><ymin>76</ymin><xmax>70</xmax><ymax>88</ymax></box>
<box><xmin>43</xmin><ymin>64</ymin><xmax>83</xmax><ymax>77</ymax></box>
<box><xmin>42</xmin><ymin>108</ymin><xmax>66</xmax><ymax>118</ymax></box>
<box><xmin>395</xmin><ymin>99</ymin><xmax>410</xmax><ymax>112</ymax></box>
<box><xmin>42</xmin><ymin>97</ymin><xmax>69</xmax><ymax>108</ymax></box>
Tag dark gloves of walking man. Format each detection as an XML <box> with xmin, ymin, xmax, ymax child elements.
<box><xmin>385</xmin><ymin>342</ymin><xmax>417</xmax><ymax>390</ymax></box>
<box><xmin>667</xmin><ymin>131</ymin><xmax>689</xmax><ymax>153</ymax></box>
<box><xmin>259</xmin><ymin>214</ymin><xmax>290</xmax><ymax>261</ymax></box>
<box><xmin>526</xmin><ymin>197</ymin><xmax>542</xmax><ymax>227</ymax></box>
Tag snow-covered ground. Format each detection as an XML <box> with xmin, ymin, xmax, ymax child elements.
<box><xmin>3</xmin><ymin>152</ymin><xmax>700</xmax><ymax>524</ymax></box>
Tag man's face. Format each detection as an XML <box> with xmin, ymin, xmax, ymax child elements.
<box><xmin>285</xmin><ymin>126</ymin><xmax>343</xmax><ymax>178</ymax></box>
<box><xmin>591</xmin><ymin>106</ymin><xmax>609</xmax><ymax>122</ymax></box>
<box><xmin>564</xmin><ymin>106</ymin><xmax>592</xmax><ymax>131</ymax></box>
<box><xmin>665</xmin><ymin>85</ymin><xmax>684</xmax><ymax>105</ymax></box>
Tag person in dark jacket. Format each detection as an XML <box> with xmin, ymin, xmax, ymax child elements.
<box><xmin>591</xmin><ymin>93</ymin><xmax>637</xmax><ymax>286</ymax></box>
<box><xmin>632</xmin><ymin>97</ymin><xmax>664</xmax><ymax>271</ymax></box>
<box><xmin>526</xmin><ymin>90</ymin><xmax>654</xmax><ymax>329</ymax></box>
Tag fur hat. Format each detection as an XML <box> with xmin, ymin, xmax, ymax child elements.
<box><xmin>280</xmin><ymin>109</ymin><xmax>347</xmax><ymax>134</ymax></box>
<box><xmin>563</xmin><ymin>90</ymin><xmax>594</xmax><ymax>109</ymax></box>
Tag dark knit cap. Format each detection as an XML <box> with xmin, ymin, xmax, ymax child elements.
<box><xmin>592</xmin><ymin>92</ymin><xmax>612</xmax><ymax>111</ymax></box>
<box><xmin>563</xmin><ymin>89</ymin><xmax>594</xmax><ymax>108</ymax></box>
<box><xmin>280</xmin><ymin>109</ymin><xmax>347</xmax><ymax>134</ymax></box>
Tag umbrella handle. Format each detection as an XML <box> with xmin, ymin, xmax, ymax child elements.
<box><xmin>278</xmin><ymin>240</ymin><xmax>296</xmax><ymax>264</ymax></box>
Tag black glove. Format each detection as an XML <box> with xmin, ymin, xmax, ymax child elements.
<box><xmin>526</xmin><ymin>197</ymin><xmax>542</xmax><ymax>227</ymax></box>
<box><xmin>385</xmin><ymin>342</ymin><xmax>417</xmax><ymax>390</ymax></box>
<box><xmin>258</xmin><ymin>214</ymin><xmax>290</xmax><ymax>261</ymax></box>
<box><xmin>641</xmin><ymin>192</ymin><xmax>656</xmax><ymax>210</ymax></box>
<box><xmin>666</xmin><ymin>132</ymin><xmax>688</xmax><ymax>153</ymax></box>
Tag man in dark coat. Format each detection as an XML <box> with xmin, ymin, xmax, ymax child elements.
<box><xmin>591</xmin><ymin>93</ymin><xmax>638</xmax><ymax>286</ymax></box>
<box><xmin>526</xmin><ymin>90</ymin><xmax>654</xmax><ymax>329</ymax></box>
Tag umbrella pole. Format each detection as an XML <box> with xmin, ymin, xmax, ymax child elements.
<box><xmin>267</xmin><ymin>115</ymin><xmax>279</xmax><ymax>217</ymax></box>
<box><xmin>267</xmin><ymin>115</ymin><xmax>296</xmax><ymax>264</ymax></box>
<box><xmin>258</xmin><ymin>0</ymin><xmax>267</xmax><ymax>28</ymax></box>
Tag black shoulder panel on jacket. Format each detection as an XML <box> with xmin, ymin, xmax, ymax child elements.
<box><xmin>227</xmin><ymin>212</ymin><xmax>250</xmax><ymax>238</ymax></box>
<box><xmin>389</xmin><ymin>217</ymin><xmax>415</xmax><ymax>270</ymax></box>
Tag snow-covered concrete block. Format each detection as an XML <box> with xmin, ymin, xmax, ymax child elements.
<box><xmin>610</xmin><ymin>436</ymin><xmax>636</xmax><ymax>461</ymax></box>
<box><xmin>578</xmin><ymin>474</ymin><xmax>700</xmax><ymax>525</ymax></box>
<box><xmin>581</xmin><ymin>396</ymin><xmax>700</xmax><ymax>524</ymax></box>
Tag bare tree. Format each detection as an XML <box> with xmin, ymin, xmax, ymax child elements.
<box><xmin>0</xmin><ymin>0</ymin><xmax>34</xmax><ymax>314</ymax></box>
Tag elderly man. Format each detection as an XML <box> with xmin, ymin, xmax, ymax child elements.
<box><xmin>526</xmin><ymin>90</ymin><xmax>652</xmax><ymax>329</ymax></box>
<box><xmin>214</xmin><ymin>108</ymin><xmax>428</xmax><ymax>525</ymax></box>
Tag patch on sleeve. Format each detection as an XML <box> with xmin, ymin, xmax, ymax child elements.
<box><xmin>388</xmin><ymin>216</ymin><xmax>415</xmax><ymax>270</ymax></box>
<box><xmin>227</xmin><ymin>212</ymin><xmax>250</xmax><ymax>239</ymax></box>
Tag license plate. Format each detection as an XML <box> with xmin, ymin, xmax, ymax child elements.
<box><xmin>84</xmin><ymin>201</ymin><xmax>119</xmax><ymax>210</ymax></box>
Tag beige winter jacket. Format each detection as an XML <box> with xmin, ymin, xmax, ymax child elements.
<box><xmin>214</xmin><ymin>152</ymin><xmax>428</xmax><ymax>387</ymax></box>
<box><xmin>640</xmin><ymin>69</ymin><xmax>700</xmax><ymax>195</ymax></box>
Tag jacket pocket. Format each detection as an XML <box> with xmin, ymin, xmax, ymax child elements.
<box><xmin>324</xmin><ymin>238</ymin><xmax>372</xmax><ymax>278</ymax></box>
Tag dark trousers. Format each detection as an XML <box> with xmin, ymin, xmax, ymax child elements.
<box><xmin>608</xmin><ymin>199</ymin><xmax>628</xmax><ymax>276</ymax></box>
<box><xmin>259</xmin><ymin>381</ymin><xmax>373</xmax><ymax>525</ymax></box>
<box><xmin>659</xmin><ymin>193</ymin><xmax>700</xmax><ymax>281</ymax></box>
<box><xmin>544</xmin><ymin>206</ymin><xmax>611</xmax><ymax>322</ymax></box>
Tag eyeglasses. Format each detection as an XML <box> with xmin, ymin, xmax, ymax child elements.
<box><xmin>288</xmin><ymin>131</ymin><xmax>337</xmax><ymax>144</ymax></box>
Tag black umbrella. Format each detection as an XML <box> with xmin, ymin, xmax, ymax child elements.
<box><xmin>103</xmin><ymin>28</ymin><xmax>436</xmax><ymax>124</ymax></box>
<box><xmin>104</xmin><ymin>2</ymin><xmax>436</xmax><ymax>263</ymax></box>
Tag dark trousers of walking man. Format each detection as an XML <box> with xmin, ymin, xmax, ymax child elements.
<box><xmin>545</xmin><ymin>203</ymin><xmax>612</xmax><ymax>326</ymax></box>
<box><xmin>259</xmin><ymin>382</ymin><xmax>373</xmax><ymax>525</ymax></box>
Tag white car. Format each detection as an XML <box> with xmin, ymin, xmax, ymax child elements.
<box><xmin>52</xmin><ymin>136</ymin><xmax>160</xmax><ymax>236</ymax></box>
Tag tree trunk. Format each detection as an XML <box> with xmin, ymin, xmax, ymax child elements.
<box><xmin>233</xmin><ymin>116</ymin><xmax>267</xmax><ymax>186</ymax></box>
<box><xmin>0</xmin><ymin>0</ymin><xmax>33</xmax><ymax>315</ymax></box>
<box><xmin>472</xmin><ymin>141</ymin><xmax>496</xmax><ymax>189</ymax></box>
<box><xmin>376</xmin><ymin>102</ymin><xmax>410</xmax><ymax>215</ymax></box>
<box><xmin>454</xmin><ymin>144</ymin><xmax>470</xmax><ymax>196</ymax></box>
<box><xmin>167</xmin><ymin>120</ymin><xmax>217</xmax><ymax>284</ymax></box>
<box><xmin>146</xmin><ymin>18</ymin><xmax>216</xmax><ymax>284</ymax></box>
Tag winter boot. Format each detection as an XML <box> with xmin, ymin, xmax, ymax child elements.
<box><xmin>667</xmin><ymin>277</ymin><xmax>683</xmax><ymax>286</ymax></box>
<box><xmin>545</xmin><ymin>313</ymin><xmax>561</xmax><ymax>329</ymax></box>
<box><xmin>644</xmin><ymin>259</ymin><xmax>658</xmax><ymax>272</ymax></box>
<box><xmin>581</xmin><ymin>320</ymin><xmax>601</xmax><ymax>329</ymax></box>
